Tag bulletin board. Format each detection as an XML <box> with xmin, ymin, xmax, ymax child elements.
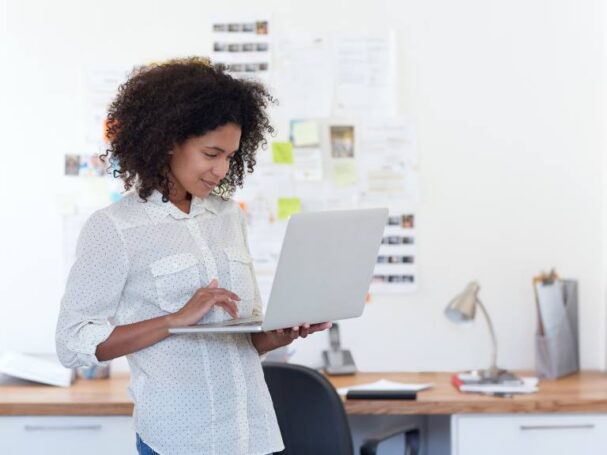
<box><xmin>59</xmin><ymin>16</ymin><xmax>420</xmax><ymax>302</ymax></box>
<box><xmin>211</xmin><ymin>14</ymin><xmax>420</xmax><ymax>301</ymax></box>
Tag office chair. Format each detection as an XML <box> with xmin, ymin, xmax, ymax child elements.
<box><xmin>262</xmin><ymin>362</ymin><xmax>421</xmax><ymax>455</ymax></box>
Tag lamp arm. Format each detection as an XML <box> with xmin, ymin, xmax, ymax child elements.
<box><xmin>476</xmin><ymin>299</ymin><xmax>498</xmax><ymax>371</ymax></box>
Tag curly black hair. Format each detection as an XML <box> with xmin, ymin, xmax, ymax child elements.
<box><xmin>101</xmin><ymin>57</ymin><xmax>275</xmax><ymax>202</ymax></box>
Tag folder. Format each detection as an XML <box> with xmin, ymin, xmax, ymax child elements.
<box><xmin>533</xmin><ymin>270</ymin><xmax>579</xmax><ymax>379</ymax></box>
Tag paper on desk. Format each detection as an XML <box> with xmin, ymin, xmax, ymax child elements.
<box><xmin>0</xmin><ymin>351</ymin><xmax>73</xmax><ymax>388</ymax></box>
<box><xmin>337</xmin><ymin>379</ymin><xmax>433</xmax><ymax>396</ymax></box>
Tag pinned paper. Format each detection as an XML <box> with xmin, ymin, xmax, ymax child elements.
<box><xmin>332</xmin><ymin>160</ymin><xmax>358</xmax><ymax>186</ymax></box>
<box><xmin>56</xmin><ymin>193</ymin><xmax>77</xmax><ymax>215</ymax></box>
<box><xmin>291</xmin><ymin>120</ymin><xmax>320</xmax><ymax>147</ymax></box>
<box><xmin>86</xmin><ymin>178</ymin><xmax>111</xmax><ymax>206</ymax></box>
<box><xmin>294</xmin><ymin>147</ymin><xmax>323</xmax><ymax>181</ymax></box>
<box><xmin>272</xmin><ymin>142</ymin><xmax>294</xmax><ymax>164</ymax></box>
<box><xmin>277</xmin><ymin>197</ymin><xmax>301</xmax><ymax>220</ymax></box>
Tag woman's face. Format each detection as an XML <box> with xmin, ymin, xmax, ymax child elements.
<box><xmin>168</xmin><ymin>122</ymin><xmax>242</xmax><ymax>199</ymax></box>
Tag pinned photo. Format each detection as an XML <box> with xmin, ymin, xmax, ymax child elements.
<box><xmin>381</xmin><ymin>236</ymin><xmax>415</xmax><ymax>245</ymax></box>
<box><xmin>228</xmin><ymin>63</ymin><xmax>244</xmax><ymax>72</ymax></box>
<box><xmin>78</xmin><ymin>154</ymin><xmax>107</xmax><ymax>177</ymax></box>
<box><xmin>387</xmin><ymin>216</ymin><xmax>400</xmax><ymax>226</ymax></box>
<box><xmin>88</xmin><ymin>154</ymin><xmax>107</xmax><ymax>177</ymax></box>
<box><xmin>65</xmin><ymin>154</ymin><xmax>80</xmax><ymax>176</ymax></box>
<box><xmin>330</xmin><ymin>125</ymin><xmax>355</xmax><ymax>158</ymax></box>
<box><xmin>377</xmin><ymin>255</ymin><xmax>415</xmax><ymax>264</ymax></box>
<box><xmin>388</xmin><ymin>275</ymin><xmax>414</xmax><ymax>283</ymax></box>
<box><xmin>256</xmin><ymin>21</ymin><xmax>268</xmax><ymax>35</ymax></box>
<box><xmin>402</xmin><ymin>214</ymin><xmax>415</xmax><ymax>229</ymax></box>
<box><xmin>388</xmin><ymin>256</ymin><xmax>414</xmax><ymax>264</ymax></box>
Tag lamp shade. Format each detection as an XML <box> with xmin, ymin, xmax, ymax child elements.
<box><xmin>445</xmin><ymin>282</ymin><xmax>480</xmax><ymax>322</ymax></box>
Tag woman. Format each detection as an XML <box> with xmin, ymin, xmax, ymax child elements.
<box><xmin>56</xmin><ymin>57</ymin><xmax>331</xmax><ymax>455</ymax></box>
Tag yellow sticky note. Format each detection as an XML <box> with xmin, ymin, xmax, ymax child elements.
<box><xmin>277</xmin><ymin>197</ymin><xmax>301</xmax><ymax>221</ymax></box>
<box><xmin>272</xmin><ymin>142</ymin><xmax>294</xmax><ymax>164</ymax></box>
<box><xmin>332</xmin><ymin>160</ymin><xmax>358</xmax><ymax>186</ymax></box>
<box><xmin>291</xmin><ymin>120</ymin><xmax>320</xmax><ymax>147</ymax></box>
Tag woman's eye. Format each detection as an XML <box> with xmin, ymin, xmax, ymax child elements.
<box><xmin>203</xmin><ymin>152</ymin><xmax>217</xmax><ymax>158</ymax></box>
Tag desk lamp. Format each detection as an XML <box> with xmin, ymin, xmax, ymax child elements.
<box><xmin>445</xmin><ymin>282</ymin><xmax>513</xmax><ymax>382</ymax></box>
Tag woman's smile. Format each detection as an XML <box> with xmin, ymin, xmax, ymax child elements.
<box><xmin>200</xmin><ymin>178</ymin><xmax>217</xmax><ymax>190</ymax></box>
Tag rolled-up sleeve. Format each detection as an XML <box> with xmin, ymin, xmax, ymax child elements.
<box><xmin>55</xmin><ymin>210</ymin><xmax>129</xmax><ymax>368</ymax></box>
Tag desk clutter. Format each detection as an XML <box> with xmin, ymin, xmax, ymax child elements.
<box><xmin>451</xmin><ymin>372</ymin><xmax>539</xmax><ymax>397</ymax></box>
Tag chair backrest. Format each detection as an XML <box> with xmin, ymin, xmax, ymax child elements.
<box><xmin>262</xmin><ymin>362</ymin><xmax>354</xmax><ymax>455</ymax></box>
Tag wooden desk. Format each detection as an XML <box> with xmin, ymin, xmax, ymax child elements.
<box><xmin>331</xmin><ymin>371</ymin><xmax>607</xmax><ymax>415</ymax></box>
<box><xmin>2</xmin><ymin>371</ymin><xmax>607</xmax><ymax>416</ymax></box>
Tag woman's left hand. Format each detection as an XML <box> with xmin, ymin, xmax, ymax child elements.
<box><xmin>251</xmin><ymin>322</ymin><xmax>332</xmax><ymax>354</ymax></box>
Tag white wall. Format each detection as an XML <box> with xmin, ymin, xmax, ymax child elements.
<box><xmin>0</xmin><ymin>0</ymin><xmax>604</xmax><ymax>372</ymax></box>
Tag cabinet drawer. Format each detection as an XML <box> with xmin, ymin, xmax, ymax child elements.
<box><xmin>452</xmin><ymin>414</ymin><xmax>607</xmax><ymax>455</ymax></box>
<box><xmin>0</xmin><ymin>416</ymin><xmax>134</xmax><ymax>455</ymax></box>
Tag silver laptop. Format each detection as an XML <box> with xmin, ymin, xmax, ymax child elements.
<box><xmin>168</xmin><ymin>208</ymin><xmax>388</xmax><ymax>334</ymax></box>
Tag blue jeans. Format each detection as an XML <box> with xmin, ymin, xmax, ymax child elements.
<box><xmin>136</xmin><ymin>434</ymin><xmax>273</xmax><ymax>454</ymax></box>
<box><xmin>136</xmin><ymin>434</ymin><xmax>159</xmax><ymax>455</ymax></box>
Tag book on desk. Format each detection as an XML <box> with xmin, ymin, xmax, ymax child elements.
<box><xmin>451</xmin><ymin>372</ymin><xmax>539</xmax><ymax>395</ymax></box>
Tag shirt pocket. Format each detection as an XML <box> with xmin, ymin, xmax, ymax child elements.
<box><xmin>149</xmin><ymin>253</ymin><xmax>201</xmax><ymax>313</ymax></box>
<box><xmin>223</xmin><ymin>246</ymin><xmax>256</xmax><ymax>302</ymax></box>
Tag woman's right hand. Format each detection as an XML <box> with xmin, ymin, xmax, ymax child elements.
<box><xmin>165</xmin><ymin>279</ymin><xmax>240</xmax><ymax>328</ymax></box>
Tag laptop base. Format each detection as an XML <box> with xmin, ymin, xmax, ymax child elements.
<box><xmin>168</xmin><ymin>316</ymin><xmax>265</xmax><ymax>334</ymax></box>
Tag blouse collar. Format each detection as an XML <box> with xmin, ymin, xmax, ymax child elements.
<box><xmin>142</xmin><ymin>189</ymin><xmax>218</xmax><ymax>222</ymax></box>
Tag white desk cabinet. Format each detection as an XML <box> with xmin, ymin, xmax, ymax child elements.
<box><xmin>452</xmin><ymin>414</ymin><xmax>607</xmax><ymax>455</ymax></box>
<box><xmin>0</xmin><ymin>416</ymin><xmax>134</xmax><ymax>455</ymax></box>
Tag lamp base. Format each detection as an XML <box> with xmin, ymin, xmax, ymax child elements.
<box><xmin>470</xmin><ymin>367</ymin><xmax>521</xmax><ymax>384</ymax></box>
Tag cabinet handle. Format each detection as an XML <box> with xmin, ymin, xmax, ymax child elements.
<box><xmin>520</xmin><ymin>424</ymin><xmax>595</xmax><ymax>431</ymax></box>
<box><xmin>24</xmin><ymin>425</ymin><xmax>103</xmax><ymax>432</ymax></box>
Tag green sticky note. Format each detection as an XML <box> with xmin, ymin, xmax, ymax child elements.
<box><xmin>272</xmin><ymin>142</ymin><xmax>294</xmax><ymax>164</ymax></box>
<box><xmin>277</xmin><ymin>197</ymin><xmax>301</xmax><ymax>221</ymax></box>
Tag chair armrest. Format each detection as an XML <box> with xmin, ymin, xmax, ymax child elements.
<box><xmin>360</xmin><ymin>425</ymin><xmax>421</xmax><ymax>455</ymax></box>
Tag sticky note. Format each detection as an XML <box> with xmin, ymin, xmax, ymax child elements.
<box><xmin>277</xmin><ymin>197</ymin><xmax>301</xmax><ymax>221</ymax></box>
<box><xmin>332</xmin><ymin>160</ymin><xmax>358</xmax><ymax>186</ymax></box>
<box><xmin>291</xmin><ymin>120</ymin><xmax>320</xmax><ymax>147</ymax></box>
<box><xmin>272</xmin><ymin>142</ymin><xmax>294</xmax><ymax>164</ymax></box>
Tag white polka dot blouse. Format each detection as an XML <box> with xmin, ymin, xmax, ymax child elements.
<box><xmin>55</xmin><ymin>189</ymin><xmax>284</xmax><ymax>455</ymax></box>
